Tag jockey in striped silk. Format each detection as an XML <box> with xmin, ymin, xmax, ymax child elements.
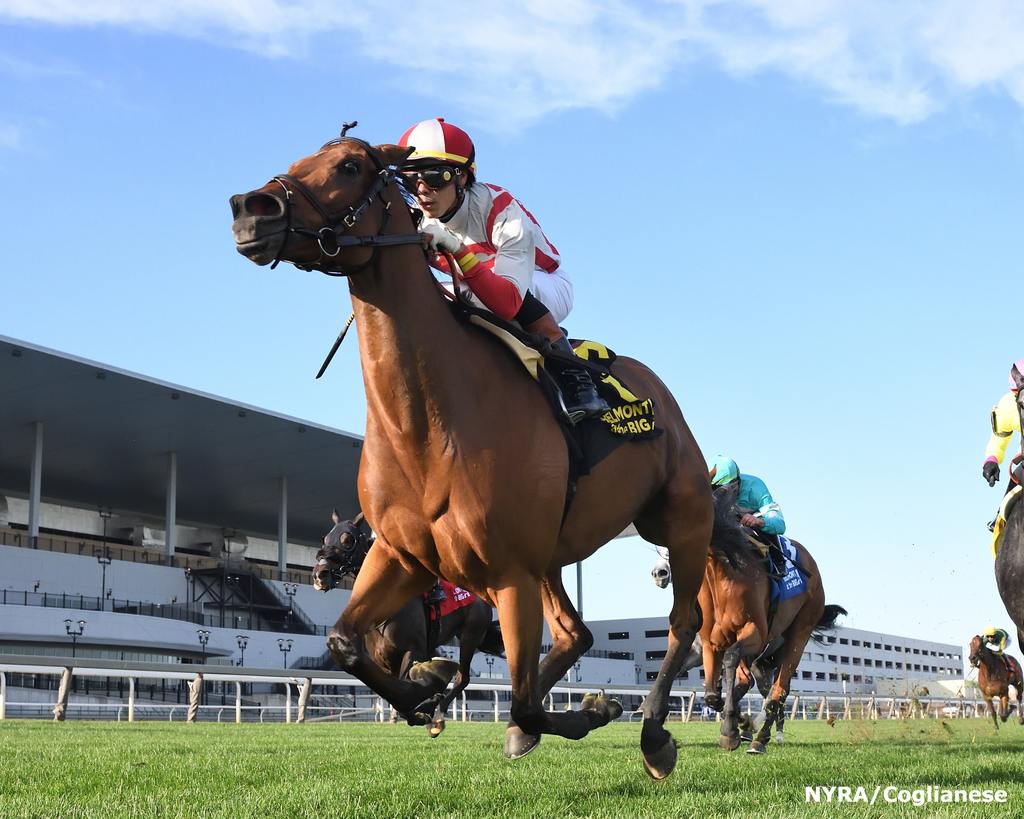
<box><xmin>397</xmin><ymin>117</ymin><xmax>608</xmax><ymax>424</ymax></box>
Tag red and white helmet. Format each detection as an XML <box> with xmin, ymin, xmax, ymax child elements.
<box><xmin>1010</xmin><ymin>358</ymin><xmax>1024</xmax><ymax>391</ymax></box>
<box><xmin>398</xmin><ymin>118</ymin><xmax>476</xmax><ymax>171</ymax></box>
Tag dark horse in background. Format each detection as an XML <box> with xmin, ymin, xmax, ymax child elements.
<box><xmin>232</xmin><ymin>131</ymin><xmax>712</xmax><ymax>779</ymax></box>
<box><xmin>968</xmin><ymin>634</ymin><xmax>1024</xmax><ymax>729</ymax></box>
<box><xmin>313</xmin><ymin>513</ymin><xmax>503</xmax><ymax>737</ymax></box>
<box><xmin>995</xmin><ymin>369</ymin><xmax>1024</xmax><ymax>665</ymax></box>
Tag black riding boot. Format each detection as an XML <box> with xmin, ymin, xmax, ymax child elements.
<box><xmin>549</xmin><ymin>337</ymin><xmax>610</xmax><ymax>424</ymax></box>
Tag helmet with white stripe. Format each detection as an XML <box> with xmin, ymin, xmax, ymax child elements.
<box><xmin>398</xmin><ymin>118</ymin><xmax>476</xmax><ymax>172</ymax></box>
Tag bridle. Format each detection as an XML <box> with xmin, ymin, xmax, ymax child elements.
<box><xmin>268</xmin><ymin>125</ymin><xmax>423</xmax><ymax>276</ymax></box>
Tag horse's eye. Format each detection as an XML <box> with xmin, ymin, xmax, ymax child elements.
<box><xmin>339</xmin><ymin>160</ymin><xmax>361</xmax><ymax>178</ymax></box>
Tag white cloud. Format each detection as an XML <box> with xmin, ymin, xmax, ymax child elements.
<box><xmin>0</xmin><ymin>123</ymin><xmax>22</xmax><ymax>149</ymax></box>
<box><xmin>1</xmin><ymin>0</ymin><xmax>1023</xmax><ymax>128</ymax></box>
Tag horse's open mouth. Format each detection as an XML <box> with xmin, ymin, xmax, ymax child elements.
<box><xmin>234</xmin><ymin>234</ymin><xmax>284</xmax><ymax>266</ymax></box>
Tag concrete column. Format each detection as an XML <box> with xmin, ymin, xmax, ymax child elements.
<box><xmin>165</xmin><ymin>452</ymin><xmax>177</xmax><ymax>564</ymax></box>
<box><xmin>128</xmin><ymin>678</ymin><xmax>135</xmax><ymax>722</ymax></box>
<box><xmin>1</xmin><ymin>671</ymin><xmax>6</xmax><ymax>720</ymax></box>
<box><xmin>235</xmin><ymin>682</ymin><xmax>242</xmax><ymax>724</ymax></box>
<box><xmin>28</xmin><ymin>422</ymin><xmax>43</xmax><ymax>545</ymax></box>
<box><xmin>575</xmin><ymin>562</ymin><xmax>583</xmax><ymax>618</ymax></box>
<box><xmin>277</xmin><ymin>476</ymin><xmax>288</xmax><ymax>580</ymax></box>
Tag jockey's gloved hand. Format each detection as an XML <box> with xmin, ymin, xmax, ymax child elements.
<box><xmin>983</xmin><ymin>460</ymin><xmax>1000</xmax><ymax>487</ymax></box>
<box><xmin>420</xmin><ymin>222</ymin><xmax>463</xmax><ymax>255</ymax></box>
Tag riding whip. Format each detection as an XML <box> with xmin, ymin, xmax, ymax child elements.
<box><xmin>316</xmin><ymin>312</ymin><xmax>356</xmax><ymax>379</ymax></box>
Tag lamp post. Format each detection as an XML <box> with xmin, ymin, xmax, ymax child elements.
<box><xmin>574</xmin><ymin>661</ymin><xmax>582</xmax><ymax>683</ymax></box>
<box><xmin>277</xmin><ymin>638</ymin><xmax>293</xmax><ymax>669</ymax></box>
<box><xmin>485</xmin><ymin>656</ymin><xmax>495</xmax><ymax>679</ymax></box>
<box><xmin>283</xmin><ymin>582</ymin><xmax>298</xmax><ymax>629</ymax></box>
<box><xmin>634</xmin><ymin>663</ymin><xmax>642</xmax><ymax>685</ymax></box>
<box><xmin>96</xmin><ymin>549</ymin><xmax>111</xmax><ymax>612</ymax></box>
<box><xmin>64</xmin><ymin>618</ymin><xmax>86</xmax><ymax>658</ymax></box>
<box><xmin>196</xmin><ymin>629</ymin><xmax>210</xmax><ymax>664</ymax></box>
<box><xmin>183</xmin><ymin>566</ymin><xmax>194</xmax><ymax>618</ymax></box>
<box><xmin>236</xmin><ymin>634</ymin><xmax>248</xmax><ymax>667</ymax></box>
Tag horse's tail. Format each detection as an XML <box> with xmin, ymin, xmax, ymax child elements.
<box><xmin>479</xmin><ymin>619</ymin><xmax>505</xmax><ymax>657</ymax></box>
<box><xmin>710</xmin><ymin>487</ymin><xmax>750</xmax><ymax>571</ymax></box>
<box><xmin>811</xmin><ymin>604</ymin><xmax>847</xmax><ymax>643</ymax></box>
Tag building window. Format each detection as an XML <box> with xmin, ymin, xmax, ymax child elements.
<box><xmin>839</xmin><ymin>638</ymin><xmax>848</xmax><ymax>645</ymax></box>
<box><xmin>863</xmin><ymin>659</ymin><xmax>872</xmax><ymax>667</ymax></box>
<box><xmin>874</xmin><ymin>642</ymin><xmax>882</xmax><ymax>649</ymax></box>
<box><xmin>885</xmin><ymin>644</ymin><xmax>892</xmax><ymax>651</ymax></box>
<box><xmin>816</xmin><ymin>672</ymin><xmax>826</xmax><ymax>681</ymax></box>
<box><xmin>645</xmin><ymin>629</ymin><xmax>669</xmax><ymax>638</ymax></box>
<box><xmin>802</xmin><ymin>671</ymin><xmax>811</xmax><ymax>680</ymax></box>
<box><xmin>646</xmin><ymin>650</ymin><xmax>667</xmax><ymax>661</ymax></box>
<box><xmin>885</xmin><ymin>661</ymin><xmax>893</xmax><ymax>669</ymax></box>
<box><xmin>841</xmin><ymin>656</ymin><xmax>849</xmax><ymax>664</ymax></box>
<box><xmin>828</xmin><ymin>673</ymin><xmax>837</xmax><ymax>682</ymax></box>
<box><xmin>646</xmin><ymin>671</ymin><xmax>658</xmax><ymax>681</ymax></box>
<box><xmin>852</xmin><ymin>658</ymin><xmax>861</xmax><ymax>666</ymax></box>
<box><xmin>852</xmin><ymin>640</ymin><xmax>861</xmax><ymax>647</ymax></box>
<box><xmin>895</xmin><ymin>646</ymin><xmax>902</xmax><ymax>652</ymax></box>
<box><xmin>828</xmin><ymin>654</ymin><xmax>837</xmax><ymax>662</ymax></box>
<box><xmin>609</xmin><ymin>651</ymin><xmax>632</xmax><ymax>660</ymax></box>
<box><xmin>608</xmin><ymin>632</ymin><xmax>629</xmax><ymax>640</ymax></box>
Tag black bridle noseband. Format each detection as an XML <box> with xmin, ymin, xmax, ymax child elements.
<box><xmin>268</xmin><ymin>124</ymin><xmax>423</xmax><ymax>275</ymax></box>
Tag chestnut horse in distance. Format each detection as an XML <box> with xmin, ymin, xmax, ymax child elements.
<box><xmin>230</xmin><ymin>131</ymin><xmax>711</xmax><ymax>779</ymax></box>
<box><xmin>968</xmin><ymin>635</ymin><xmax>1024</xmax><ymax>729</ymax></box>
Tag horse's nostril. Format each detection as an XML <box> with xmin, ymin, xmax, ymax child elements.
<box><xmin>244</xmin><ymin>192</ymin><xmax>284</xmax><ymax>218</ymax></box>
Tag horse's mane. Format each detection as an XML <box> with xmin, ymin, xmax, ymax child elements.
<box><xmin>710</xmin><ymin>487</ymin><xmax>751</xmax><ymax>572</ymax></box>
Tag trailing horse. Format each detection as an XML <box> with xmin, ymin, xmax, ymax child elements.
<box><xmin>313</xmin><ymin>512</ymin><xmax>503</xmax><ymax>737</ymax></box>
<box><xmin>690</xmin><ymin>482</ymin><xmax>844</xmax><ymax>754</ymax></box>
<box><xmin>231</xmin><ymin>130</ymin><xmax>712</xmax><ymax>778</ymax></box>
<box><xmin>967</xmin><ymin>634</ymin><xmax>1024</xmax><ymax>729</ymax></box>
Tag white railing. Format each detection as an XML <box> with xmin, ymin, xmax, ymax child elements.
<box><xmin>0</xmin><ymin>656</ymin><xmax>989</xmax><ymax>724</ymax></box>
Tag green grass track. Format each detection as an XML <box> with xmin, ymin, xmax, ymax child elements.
<box><xmin>2</xmin><ymin>719</ymin><xmax>1022</xmax><ymax>818</ymax></box>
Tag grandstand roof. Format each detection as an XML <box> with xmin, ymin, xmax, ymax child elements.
<box><xmin>0</xmin><ymin>335</ymin><xmax>362</xmax><ymax>545</ymax></box>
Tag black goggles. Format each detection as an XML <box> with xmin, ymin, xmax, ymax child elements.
<box><xmin>400</xmin><ymin>165</ymin><xmax>461</xmax><ymax>190</ymax></box>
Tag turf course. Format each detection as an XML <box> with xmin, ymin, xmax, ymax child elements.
<box><xmin>1</xmin><ymin>718</ymin><xmax>1021</xmax><ymax>817</ymax></box>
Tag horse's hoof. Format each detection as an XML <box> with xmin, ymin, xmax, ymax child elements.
<box><xmin>642</xmin><ymin>737</ymin><xmax>678</xmax><ymax>780</ymax></box>
<box><xmin>719</xmin><ymin>734</ymin><xmax>741</xmax><ymax>751</ymax></box>
<box><xmin>504</xmin><ymin>726</ymin><xmax>541</xmax><ymax>760</ymax></box>
<box><xmin>408</xmin><ymin>658</ymin><xmax>460</xmax><ymax>689</ymax></box>
<box><xmin>580</xmin><ymin>693</ymin><xmax>623</xmax><ymax>726</ymax></box>
<box><xmin>739</xmin><ymin>732</ymin><xmax>753</xmax><ymax>743</ymax></box>
<box><xmin>606</xmin><ymin>698</ymin><xmax>624</xmax><ymax>720</ymax></box>
<box><xmin>428</xmin><ymin>719</ymin><xmax>445</xmax><ymax>738</ymax></box>
<box><xmin>747</xmin><ymin>740</ymin><xmax>767</xmax><ymax>755</ymax></box>
<box><xmin>775</xmin><ymin>732</ymin><xmax>784</xmax><ymax>745</ymax></box>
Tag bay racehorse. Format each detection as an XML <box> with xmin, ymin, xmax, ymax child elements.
<box><xmin>693</xmin><ymin>479</ymin><xmax>844</xmax><ymax>754</ymax></box>
<box><xmin>230</xmin><ymin>130</ymin><xmax>712</xmax><ymax>778</ymax></box>
<box><xmin>313</xmin><ymin>512</ymin><xmax>503</xmax><ymax>737</ymax></box>
<box><xmin>968</xmin><ymin>634</ymin><xmax>1024</xmax><ymax>729</ymax></box>
<box><xmin>994</xmin><ymin>370</ymin><xmax>1024</xmax><ymax>662</ymax></box>
<box><xmin>651</xmin><ymin>548</ymin><xmax>789</xmax><ymax>745</ymax></box>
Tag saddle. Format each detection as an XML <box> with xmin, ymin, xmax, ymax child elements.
<box><xmin>446</xmin><ymin>296</ymin><xmax>660</xmax><ymax>487</ymax></box>
<box><xmin>1002</xmin><ymin>653</ymin><xmax>1022</xmax><ymax>681</ymax></box>
<box><xmin>991</xmin><ymin>483</ymin><xmax>1022</xmax><ymax>557</ymax></box>
<box><xmin>740</xmin><ymin>519</ymin><xmax>787</xmax><ymax>580</ymax></box>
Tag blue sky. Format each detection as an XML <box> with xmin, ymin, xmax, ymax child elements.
<box><xmin>2</xmin><ymin>2</ymin><xmax>1022</xmax><ymax>656</ymax></box>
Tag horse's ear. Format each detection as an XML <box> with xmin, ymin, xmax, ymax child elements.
<box><xmin>708</xmin><ymin>465</ymin><xmax>717</xmax><ymax>482</ymax></box>
<box><xmin>375</xmin><ymin>144</ymin><xmax>414</xmax><ymax>168</ymax></box>
<box><xmin>352</xmin><ymin>511</ymin><xmax>365</xmax><ymax>526</ymax></box>
<box><xmin>331</xmin><ymin>508</ymin><xmax>340</xmax><ymax>525</ymax></box>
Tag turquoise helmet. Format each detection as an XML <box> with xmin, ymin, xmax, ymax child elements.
<box><xmin>708</xmin><ymin>455</ymin><xmax>740</xmax><ymax>486</ymax></box>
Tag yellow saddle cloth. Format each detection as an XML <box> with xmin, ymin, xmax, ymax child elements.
<box><xmin>992</xmin><ymin>484</ymin><xmax>1023</xmax><ymax>557</ymax></box>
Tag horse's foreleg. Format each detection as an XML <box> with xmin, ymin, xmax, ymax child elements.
<box><xmin>326</xmin><ymin>546</ymin><xmax>451</xmax><ymax>723</ymax></box>
<box><xmin>750</xmin><ymin>618</ymin><xmax>814</xmax><ymax>755</ymax></box>
<box><xmin>493</xmin><ymin>574</ymin><xmax>596</xmax><ymax>760</ymax></box>
<box><xmin>987</xmin><ymin>698</ymin><xmax>999</xmax><ymax>729</ymax></box>
<box><xmin>430</xmin><ymin>608</ymin><xmax>489</xmax><ymax>738</ymax></box>
<box><xmin>535</xmin><ymin>570</ymin><xmax>594</xmax><ymax>695</ymax></box>
<box><xmin>1000</xmin><ymin>695</ymin><xmax>1010</xmax><ymax>723</ymax></box>
<box><xmin>719</xmin><ymin>644</ymin><xmax>744</xmax><ymax>750</ymax></box>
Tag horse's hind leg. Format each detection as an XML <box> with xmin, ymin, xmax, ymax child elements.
<box><xmin>1000</xmin><ymin>695</ymin><xmax>1010</xmax><ymax>723</ymax></box>
<box><xmin>634</xmin><ymin>482</ymin><xmax>711</xmax><ymax>780</ymax></box>
<box><xmin>431</xmin><ymin>606</ymin><xmax>489</xmax><ymax>738</ymax></box>
<box><xmin>327</xmin><ymin>545</ymin><xmax>456</xmax><ymax>723</ymax></box>
<box><xmin>987</xmin><ymin>698</ymin><xmax>999</xmax><ymax>729</ymax></box>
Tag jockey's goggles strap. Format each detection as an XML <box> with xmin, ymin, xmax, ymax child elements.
<box><xmin>401</xmin><ymin>165</ymin><xmax>461</xmax><ymax>189</ymax></box>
